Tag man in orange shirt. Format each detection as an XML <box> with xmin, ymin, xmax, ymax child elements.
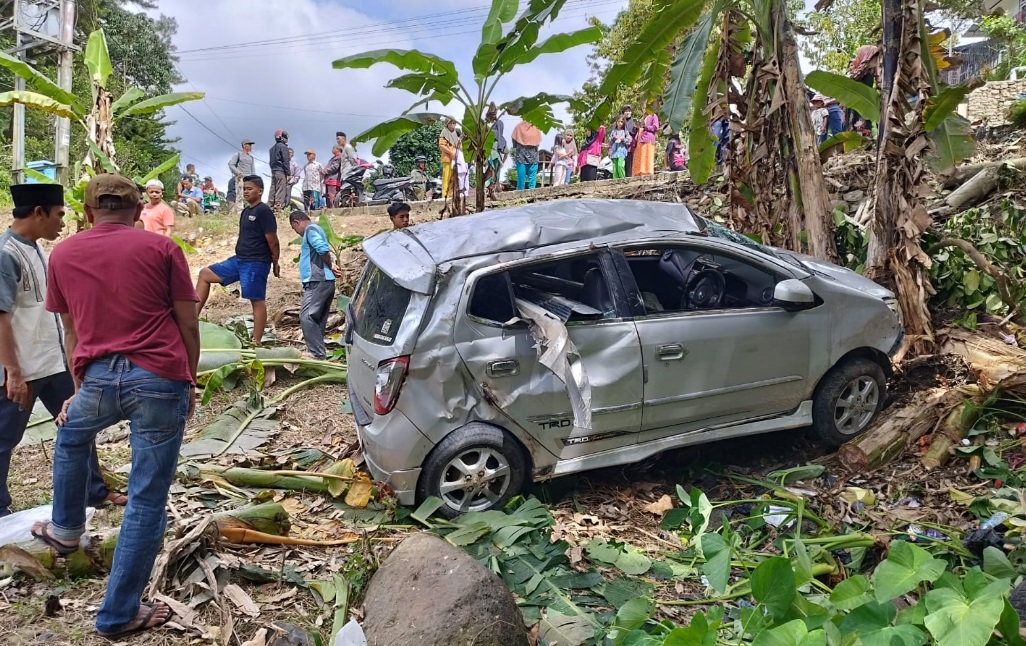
<box><xmin>139</xmin><ymin>180</ymin><xmax>175</xmax><ymax>237</ymax></box>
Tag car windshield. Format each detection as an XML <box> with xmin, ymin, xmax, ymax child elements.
<box><xmin>693</xmin><ymin>214</ymin><xmax>806</xmax><ymax>270</ymax></box>
<box><xmin>351</xmin><ymin>262</ymin><xmax>413</xmax><ymax>346</ymax></box>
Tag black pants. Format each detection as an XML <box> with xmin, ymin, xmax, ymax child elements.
<box><xmin>624</xmin><ymin>149</ymin><xmax>635</xmax><ymax>177</ymax></box>
<box><xmin>0</xmin><ymin>371</ymin><xmax>109</xmax><ymax>513</ymax></box>
<box><xmin>580</xmin><ymin>165</ymin><xmax>598</xmax><ymax>182</ymax></box>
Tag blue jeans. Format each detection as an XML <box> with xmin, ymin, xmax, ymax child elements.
<box><xmin>516</xmin><ymin>162</ymin><xmax>538</xmax><ymax>190</ymax></box>
<box><xmin>51</xmin><ymin>356</ymin><xmax>189</xmax><ymax>634</ymax></box>
<box><xmin>827</xmin><ymin>106</ymin><xmax>845</xmax><ymax>136</ymax></box>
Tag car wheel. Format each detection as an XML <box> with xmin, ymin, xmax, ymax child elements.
<box><xmin>417</xmin><ymin>423</ymin><xmax>527</xmax><ymax>519</ymax></box>
<box><xmin>812</xmin><ymin>357</ymin><xmax>886</xmax><ymax>447</ymax></box>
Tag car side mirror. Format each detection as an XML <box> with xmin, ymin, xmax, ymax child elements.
<box><xmin>774</xmin><ymin>279</ymin><xmax>816</xmax><ymax>311</ymax></box>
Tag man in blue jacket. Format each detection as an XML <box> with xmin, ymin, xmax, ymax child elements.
<box><xmin>289</xmin><ymin>210</ymin><xmax>336</xmax><ymax>359</ymax></box>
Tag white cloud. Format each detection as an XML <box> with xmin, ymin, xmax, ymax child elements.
<box><xmin>157</xmin><ymin>0</ymin><xmax>627</xmax><ymax>190</ymax></box>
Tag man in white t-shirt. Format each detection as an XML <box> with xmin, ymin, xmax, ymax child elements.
<box><xmin>0</xmin><ymin>184</ymin><xmax>124</xmax><ymax>516</ymax></box>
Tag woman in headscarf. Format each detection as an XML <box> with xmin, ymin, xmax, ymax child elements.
<box><xmin>621</xmin><ymin>106</ymin><xmax>638</xmax><ymax>178</ymax></box>
<box><xmin>484</xmin><ymin>103</ymin><xmax>508</xmax><ymax>197</ymax></box>
<box><xmin>552</xmin><ymin>129</ymin><xmax>578</xmax><ymax>186</ymax></box>
<box><xmin>632</xmin><ymin>110</ymin><xmax>659</xmax><ymax>176</ymax></box>
<box><xmin>438</xmin><ymin>117</ymin><xmax>461</xmax><ymax>200</ymax></box>
<box><xmin>847</xmin><ymin>45</ymin><xmax>879</xmax><ymax>134</ymax></box>
<box><xmin>511</xmin><ymin>118</ymin><xmax>543</xmax><ymax>190</ymax></box>
<box><xmin>577</xmin><ymin>125</ymin><xmax>606</xmax><ymax>182</ymax></box>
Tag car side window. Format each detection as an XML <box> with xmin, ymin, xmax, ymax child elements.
<box><xmin>467</xmin><ymin>253</ymin><xmax>616</xmax><ymax>324</ymax></box>
<box><xmin>622</xmin><ymin>246</ymin><xmax>781</xmax><ymax>315</ymax></box>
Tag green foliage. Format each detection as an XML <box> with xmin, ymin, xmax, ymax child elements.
<box><xmin>929</xmin><ymin>200</ymin><xmax>1026</xmax><ymax>319</ymax></box>
<box><xmin>805</xmin><ymin>71</ymin><xmax>880</xmax><ymax>124</ymax></box>
<box><xmin>979</xmin><ymin>16</ymin><xmax>1026</xmax><ymax>80</ymax></box>
<box><xmin>1007</xmin><ymin>99</ymin><xmax>1026</xmax><ymax>128</ymax></box>
<box><xmin>388</xmin><ymin>123</ymin><xmax>442</xmax><ymax>177</ymax></box>
<box><xmin>797</xmin><ymin>0</ymin><xmax>881</xmax><ymax>74</ymax></box>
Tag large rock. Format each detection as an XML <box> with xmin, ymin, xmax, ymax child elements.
<box><xmin>362</xmin><ymin>532</ymin><xmax>529</xmax><ymax>646</ymax></box>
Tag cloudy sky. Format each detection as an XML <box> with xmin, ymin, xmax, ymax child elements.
<box><xmin>155</xmin><ymin>0</ymin><xmax>631</xmax><ymax>190</ymax></box>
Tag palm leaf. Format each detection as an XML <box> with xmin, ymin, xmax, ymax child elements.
<box><xmin>179</xmin><ymin>395</ymin><xmax>279</xmax><ymax>459</ymax></box>
<box><xmin>636</xmin><ymin>49</ymin><xmax>673</xmax><ymax>112</ymax></box>
<box><xmin>804</xmin><ymin>70</ymin><xmax>881</xmax><ymax>125</ymax></box>
<box><xmin>118</xmin><ymin>92</ymin><xmax>204</xmax><ymax>118</ymax></box>
<box><xmin>926</xmin><ymin>113</ymin><xmax>975</xmax><ymax>173</ymax></box>
<box><xmin>111</xmin><ymin>88</ymin><xmax>145</xmax><ymax>116</ymax></box>
<box><xmin>353</xmin><ymin>113</ymin><xmax>449</xmax><ymax>157</ymax></box>
<box><xmin>0</xmin><ymin>90</ymin><xmax>80</xmax><ymax>123</ymax></box>
<box><xmin>0</xmin><ymin>51</ymin><xmax>79</xmax><ymax>109</ymax></box>
<box><xmin>332</xmin><ymin>49</ymin><xmax>458</xmax><ymax>82</ymax></box>
<box><xmin>84</xmin><ymin>30</ymin><xmax>113</xmax><ymax>90</ymax></box>
<box><xmin>662</xmin><ymin>11</ymin><xmax>716</xmax><ymax>132</ymax></box>
<box><xmin>592</xmin><ymin>0</ymin><xmax>709</xmax><ymax>126</ymax></box>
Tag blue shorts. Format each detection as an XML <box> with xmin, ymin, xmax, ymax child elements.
<box><xmin>208</xmin><ymin>257</ymin><xmax>271</xmax><ymax>301</ymax></box>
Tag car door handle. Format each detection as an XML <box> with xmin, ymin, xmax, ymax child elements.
<box><xmin>487</xmin><ymin>359</ymin><xmax>520</xmax><ymax>378</ymax></box>
<box><xmin>657</xmin><ymin>343</ymin><xmax>687</xmax><ymax>361</ymax></box>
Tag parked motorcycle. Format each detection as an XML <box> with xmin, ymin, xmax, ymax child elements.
<box><xmin>333</xmin><ymin>158</ymin><xmax>375</xmax><ymax>208</ymax></box>
<box><xmin>362</xmin><ymin>160</ymin><xmax>418</xmax><ymax>205</ymax></box>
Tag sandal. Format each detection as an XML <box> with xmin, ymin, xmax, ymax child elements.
<box><xmin>30</xmin><ymin>521</ymin><xmax>79</xmax><ymax>556</ymax></box>
<box><xmin>97</xmin><ymin>601</ymin><xmax>172</xmax><ymax>639</ymax></box>
<box><xmin>103</xmin><ymin>491</ymin><xmax>128</xmax><ymax>507</ymax></box>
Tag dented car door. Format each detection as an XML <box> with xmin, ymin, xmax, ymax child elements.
<box><xmin>452</xmin><ymin>251</ymin><xmax>644</xmax><ymax>461</ymax></box>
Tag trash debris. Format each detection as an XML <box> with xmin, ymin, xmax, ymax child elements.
<box><xmin>963</xmin><ymin>511</ymin><xmax>1009</xmax><ymax>556</ymax></box>
<box><xmin>334</xmin><ymin>620</ymin><xmax>367</xmax><ymax>646</ymax></box>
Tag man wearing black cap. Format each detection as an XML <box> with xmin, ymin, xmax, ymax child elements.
<box><xmin>34</xmin><ymin>173</ymin><xmax>200</xmax><ymax>639</ymax></box>
<box><xmin>0</xmin><ymin>184</ymin><xmax>125</xmax><ymax>518</ymax></box>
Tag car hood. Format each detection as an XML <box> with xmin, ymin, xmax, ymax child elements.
<box><xmin>774</xmin><ymin>250</ymin><xmax>894</xmax><ymax>299</ymax></box>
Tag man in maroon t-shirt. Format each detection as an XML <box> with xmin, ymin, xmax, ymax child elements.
<box><xmin>32</xmin><ymin>174</ymin><xmax>199</xmax><ymax>639</ymax></box>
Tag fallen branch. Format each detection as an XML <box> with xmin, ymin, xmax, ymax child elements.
<box><xmin>944</xmin><ymin>167</ymin><xmax>1000</xmax><ymax>211</ymax></box>
<box><xmin>941</xmin><ymin>157</ymin><xmax>1026</xmax><ymax>190</ymax></box>
<box><xmin>921</xmin><ymin>386</ymin><xmax>984</xmax><ymax>469</ymax></box>
<box><xmin>928</xmin><ymin>238</ymin><xmax>1023</xmax><ymax>326</ymax></box>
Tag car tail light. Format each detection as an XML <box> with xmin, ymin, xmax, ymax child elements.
<box><xmin>374</xmin><ymin>356</ymin><xmax>410</xmax><ymax>415</ymax></box>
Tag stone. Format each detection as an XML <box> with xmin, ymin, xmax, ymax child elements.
<box><xmin>268</xmin><ymin>622</ymin><xmax>316</xmax><ymax>646</ymax></box>
<box><xmin>843</xmin><ymin>190</ymin><xmax>865</xmax><ymax>204</ymax></box>
<box><xmin>362</xmin><ymin>532</ymin><xmax>529</xmax><ymax>646</ymax></box>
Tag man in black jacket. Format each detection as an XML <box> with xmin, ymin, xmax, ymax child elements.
<box><xmin>269</xmin><ymin>130</ymin><xmax>290</xmax><ymax>212</ymax></box>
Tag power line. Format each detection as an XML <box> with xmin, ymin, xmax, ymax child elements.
<box><xmin>177</xmin><ymin>103</ymin><xmax>271</xmax><ymax>169</ymax></box>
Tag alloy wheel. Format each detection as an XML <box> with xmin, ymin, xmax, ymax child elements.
<box><xmin>833</xmin><ymin>376</ymin><xmax>880</xmax><ymax>435</ymax></box>
<box><xmin>437</xmin><ymin>447</ymin><xmax>512</xmax><ymax>513</ymax></box>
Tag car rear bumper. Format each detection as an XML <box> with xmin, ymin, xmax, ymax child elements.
<box><xmin>348</xmin><ymin>387</ymin><xmax>433</xmax><ymax>507</ymax></box>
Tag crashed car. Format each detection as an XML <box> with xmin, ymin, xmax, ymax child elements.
<box><xmin>344</xmin><ymin>200</ymin><xmax>902</xmax><ymax>518</ymax></box>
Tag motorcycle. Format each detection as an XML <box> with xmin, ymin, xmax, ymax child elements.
<box><xmin>362</xmin><ymin>160</ymin><xmax>418</xmax><ymax>205</ymax></box>
<box><xmin>333</xmin><ymin>158</ymin><xmax>375</xmax><ymax>208</ymax></box>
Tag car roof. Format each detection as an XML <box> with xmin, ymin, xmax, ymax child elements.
<box><xmin>398</xmin><ymin>199</ymin><xmax>703</xmax><ymax>263</ymax></box>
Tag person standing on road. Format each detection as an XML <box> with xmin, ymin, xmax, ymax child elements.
<box><xmin>288</xmin><ymin>148</ymin><xmax>301</xmax><ymax>204</ymax></box>
<box><xmin>195</xmin><ymin>176</ymin><xmax>280</xmax><ymax>346</ymax></box>
<box><xmin>438</xmin><ymin>118</ymin><xmax>460</xmax><ymax>200</ymax></box>
<box><xmin>33</xmin><ymin>174</ymin><xmax>199</xmax><ymax>639</ymax></box>
<box><xmin>621</xmin><ymin>106</ymin><xmax>638</xmax><ymax>178</ymax></box>
<box><xmin>302</xmin><ymin>150</ymin><xmax>325</xmax><ymax>211</ymax></box>
<box><xmin>0</xmin><ymin>183</ymin><xmax>127</xmax><ymax>519</ymax></box>
<box><xmin>228</xmin><ymin>139</ymin><xmax>256</xmax><ymax>212</ymax></box>
<box><xmin>410</xmin><ymin>156</ymin><xmax>429</xmax><ymax>201</ymax></box>
<box><xmin>324</xmin><ymin>146</ymin><xmax>343</xmax><ymax>207</ymax></box>
<box><xmin>140</xmin><ymin>179</ymin><xmax>175</xmax><ymax>237</ymax></box>
<box><xmin>289</xmin><ymin>210</ymin><xmax>336</xmax><ymax>360</ymax></box>
<box><xmin>511</xmin><ymin>119</ymin><xmax>542</xmax><ymax>190</ymax></box>
<box><xmin>336</xmin><ymin>132</ymin><xmax>358</xmax><ymax>184</ymax></box>
<box><xmin>577</xmin><ymin>125</ymin><xmax>605</xmax><ymax>182</ymax></box>
<box><xmin>633</xmin><ymin>110</ymin><xmax>659</xmax><ymax>176</ymax></box>
<box><xmin>609</xmin><ymin>117</ymin><xmax>632</xmax><ymax>179</ymax></box>
<box><xmin>268</xmin><ymin>130</ymin><xmax>290</xmax><ymax>212</ymax></box>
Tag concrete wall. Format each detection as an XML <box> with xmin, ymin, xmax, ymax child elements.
<box><xmin>965</xmin><ymin>78</ymin><xmax>1026</xmax><ymax>125</ymax></box>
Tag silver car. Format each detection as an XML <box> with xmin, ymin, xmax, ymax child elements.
<box><xmin>344</xmin><ymin>200</ymin><xmax>902</xmax><ymax>518</ymax></box>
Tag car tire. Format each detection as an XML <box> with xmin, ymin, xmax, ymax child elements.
<box><xmin>417</xmin><ymin>423</ymin><xmax>528</xmax><ymax>519</ymax></box>
<box><xmin>812</xmin><ymin>357</ymin><xmax>887</xmax><ymax>447</ymax></box>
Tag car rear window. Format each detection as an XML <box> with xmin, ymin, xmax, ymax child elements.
<box><xmin>351</xmin><ymin>262</ymin><xmax>412</xmax><ymax>346</ymax></box>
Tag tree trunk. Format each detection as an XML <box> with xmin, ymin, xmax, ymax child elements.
<box><xmin>944</xmin><ymin>166</ymin><xmax>999</xmax><ymax>210</ymax></box>
<box><xmin>921</xmin><ymin>395</ymin><xmax>982</xmax><ymax>469</ymax></box>
<box><xmin>866</xmin><ymin>0</ymin><xmax>935</xmax><ymax>356</ymax></box>
<box><xmin>778</xmin><ymin>8</ymin><xmax>838</xmax><ymax>262</ymax></box>
<box><xmin>941</xmin><ymin>158</ymin><xmax>1026</xmax><ymax>190</ymax></box>
<box><xmin>475</xmin><ymin>155</ymin><xmax>486</xmax><ymax>213</ymax></box>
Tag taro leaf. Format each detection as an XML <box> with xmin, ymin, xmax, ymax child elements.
<box><xmin>615</xmin><ymin>546</ymin><xmax>652</xmax><ymax>576</ymax></box>
<box><xmin>829</xmin><ymin>574</ymin><xmax>873</xmax><ymax>611</ymax></box>
<box><xmin>661</xmin><ymin>508</ymin><xmax>688</xmax><ymax>530</ymax></box>
<box><xmin>179</xmin><ymin>398</ymin><xmax>278</xmax><ymax>459</ymax></box>
<box><xmin>610</xmin><ymin>598</ymin><xmax>655</xmax><ymax>646</ymax></box>
<box><xmin>840</xmin><ymin>600</ymin><xmax>927</xmax><ymax>646</ymax></box>
<box><xmin>982</xmin><ymin>546</ymin><xmax>1017</xmax><ymax>580</ymax></box>
<box><xmin>871</xmin><ymin>540</ymin><xmax>946</xmax><ymax>603</ymax></box>
<box><xmin>751</xmin><ymin>619</ymin><xmax>826</xmax><ymax>646</ymax></box>
<box><xmin>324</xmin><ymin>459</ymin><xmax>356</xmax><ymax>498</ymax></box>
<box><xmin>766</xmin><ymin>464</ymin><xmax>825</xmax><ymax>484</ymax></box>
<box><xmin>623</xmin><ymin>631</ymin><xmax>662</xmax><ymax>646</ymax></box>
<box><xmin>924</xmin><ymin>581</ymin><xmax>1007</xmax><ymax>646</ymax></box>
<box><xmin>750</xmin><ymin>557</ymin><xmax>796</xmax><ymax>619</ymax></box>
<box><xmin>998</xmin><ymin>600</ymin><xmax>1026</xmax><ymax>646</ymax></box>
<box><xmin>585</xmin><ymin>538</ymin><xmax>621</xmax><ymax>566</ymax></box>
<box><xmin>538</xmin><ymin>612</ymin><xmax>596</xmax><ymax>646</ymax></box>
<box><xmin>664</xmin><ymin>620</ymin><xmax>715</xmax><ymax>646</ymax></box>
<box><xmin>700</xmin><ymin>533</ymin><xmax>731</xmax><ymax>594</ymax></box>
<box><xmin>804</xmin><ymin>70</ymin><xmax>880</xmax><ymax>124</ymax></box>
<box><xmin>199</xmin><ymin>321</ymin><xmax>243</xmax><ymax>372</ymax></box>
<box><xmin>595</xmin><ymin>576</ymin><xmax>655</xmax><ymax>608</ymax></box>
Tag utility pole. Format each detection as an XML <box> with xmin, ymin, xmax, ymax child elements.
<box><xmin>54</xmin><ymin>0</ymin><xmax>76</xmax><ymax>184</ymax></box>
<box><xmin>3</xmin><ymin>0</ymin><xmax>78</xmax><ymax>184</ymax></box>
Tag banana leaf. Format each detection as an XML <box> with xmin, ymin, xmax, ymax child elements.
<box><xmin>501</xmin><ymin>93</ymin><xmax>569</xmax><ymax>133</ymax></box>
<box><xmin>819</xmin><ymin>131</ymin><xmax>870</xmax><ymax>153</ymax></box>
<box><xmin>500</xmin><ymin>26</ymin><xmax>602</xmax><ymax>70</ymax></box>
<box><xmin>19</xmin><ymin>401</ymin><xmax>56</xmax><ymax>446</ymax></box>
<box><xmin>84</xmin><ymin>30</ymin><xmax>113</xmax><ymax>90</ymax></box>
<box><xmin>199</xmin><ymin>321</ymin><xmax>243</xmax><ymax>372</ymax></box>
<box><xmin>475</xmin><ymin>0</ymin><xmax>520</xmax><ymax>79</ymax></box>
<box><xmin>924</xmin><ymin>84</ymin><xmax>978</xmax><ymax>132</ymax></box>
<box><xmin>804</xmin><ymin>70</ymin><xmax>881</xmax><ymax>125</ymax></box>
<box><xmin>0</xmin><ymin>51</ymin><xmax>80</xmax><ymax>108</ymax></box>
<box><xmin>111</xmin><ymin>87</ymin><xmax>145</xmax><ymax>116</ymax></box>
<box><xmin>87</xmin><ymin>139</ymin><xmax>118</xmax><ymax>173</ymax></box>
<box><xmin>687</xmin><ymin>28</ymin><xmax>723</xmax><ymax>185</ymax></box>
<box><xmin>926</xmin><ymin>113</ymin><xmax>975</xmax><ymax>173</ymax></box>
<box><xmin>179</xmin><ymin>394</ymin><xmax>279</xmax><ymax>459</ymax></box>
<box><xmin>662</xmin><ymin>11</ymin><xmax>715</xmax><ymax>132</ymax></box>
<box><xmin>332</xmin><ymin>49</ymin><xmax>458</xmax><ymax>82</ymax></box>
<box><xmin>352</xmin><ymin>113</ymin><xmax>449</xmax><ymax>157</ymax></box>
<box><xmin>136</xmin><ymin>153</ymin><xmax>181</xmax><ymax>184</ymax></box>
<box><xmin>0</xmin><ymin>90</ymin><xmax>80</xmax><ymax>123</ymax></box>
<box><xmin>117</xmin><ymin>92</ymin><xmax>205</xmax><ymax>119</ymax></box>
<box><xmin>385</xmin><ymin>72</ymin><xmax>459</xmax><ymax>97</ymax></box>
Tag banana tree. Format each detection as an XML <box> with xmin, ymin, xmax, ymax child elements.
<box><xmin>332</xmin><ymin>0</ymin><xmax>601</xmax><ymax>214</ymax></box>
<box><xmin>0</xmin><ymin>29</ymin><xmax>202</xmax><ymax>189</ymax></box>
<box><xmin>587</xmin><ymin>0</ymin><xmax>838</xmax><ymax>260</ymax></box>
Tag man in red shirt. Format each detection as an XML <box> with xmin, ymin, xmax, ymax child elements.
<box><xmin>32</xmin><ymin>174</ymin><xmax>200</xmax><ymax>639</ymax></box>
